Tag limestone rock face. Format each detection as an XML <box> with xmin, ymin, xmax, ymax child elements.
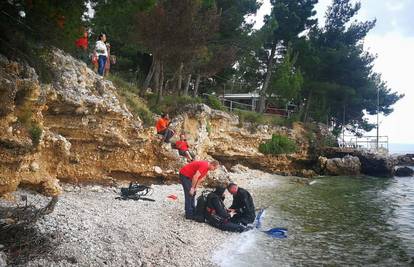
<box><xmin>173</xmin><ymin>104</ymin><xmax>313</xmax><ymax>177</ymax></box>
<box><xmin>0</xmin><ymin>54</ymin><xmax>65</xmax><ymax>196</ymax></box>
<box><xmin>0</xmin><ymin>49</ymin><xmax>320</xmax><ymax>197</ymax></box>
<box><xmin>319</xmin><ymin>155</ymin><xmax>361</xmax><ymax>176</ymax></box>
<box><xmin>0</xmin><ymin>50</ymin><xmax>179</xmax><ymax>197</ymax></box>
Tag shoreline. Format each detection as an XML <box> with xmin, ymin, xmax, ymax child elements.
<box><xmin>1</xmin><ymin>167</ymin><xmax>285</xmax><ymax>267</ymax></box>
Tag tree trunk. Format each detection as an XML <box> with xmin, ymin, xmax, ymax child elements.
<box><xmin>164</xmin><ymin>79</ymin><xmax>170</xmax><ymax>92</ymax></box>
<box><xmin>303</xmin><ymin>90</ymin><xmax>312</xmax><ymax>123</ymax></box>
<box><xmin>194</xmin><ymin>74</ymin><xmax>201</xmax><ymax>97</ymax></box>
<box><xmin>184</xmin><ymin>74</ymin><xmax>191</xmax><ymax>96</ymax></box>
<box><xmin>157</xmin><ymin>61</ymin><xmax>164</xmax><ymax>104</ymax></box>
<box><xmin>259</xmin><ymin>44</ymin><xmax>277</xmax><ymax>113</ymax></box>
<box><xmin>154</xmin><ymin>60</ymin><xmax>161</xmax><ymax>104</ymax></box>
<box><xmin>142</xmin><ymin>57</ymin><xmax>156</xmax><ymax>97</ymax></box>
<box><xmin>177</xmin><ymin>62</ymin><xmax>184</xmax><ymax>93</ymax></box>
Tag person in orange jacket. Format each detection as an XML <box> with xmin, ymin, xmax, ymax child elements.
<box><xmin>155</xmin><ymin>113</ymin><xmax>175</xmax><ymax>143</ymax></box>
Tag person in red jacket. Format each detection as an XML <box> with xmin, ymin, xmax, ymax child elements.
<box><xmin>75</xmin><ymin>30</ymin><xmax>89</xmax><ymax>63</ymax></box>
<box><xmin>175</xmin><ymin>133</ymin><xmax>195</xmax><ymax>162</ymax></box>
<box><xmin>179</xmin><ymin>160</ymin><xmax>219</xmax><ymax>219</ymax></box>
<box><xmin>155</xmin><ymin>113</ymin><xmax>175</xmax><ymax>143</ymax></box>
<box><xmin>75</xmin><ymin>30</ymin><xmax>88</xmax><ymax>50</ymax></box>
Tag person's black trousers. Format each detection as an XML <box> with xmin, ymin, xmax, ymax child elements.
<box><xmin>158</xmin><ymin>128</ymin><xmax>174</xmax><ymax>143</ymax></box>
<box><xmin>180</xmin><ymin>174</ymin><xmax>195</xmax><ymax>218</ymax></box>
<box><xmin>230</xmin><ymin>213</ymin><xmax>255</xmax><ymax>226</ymax></box>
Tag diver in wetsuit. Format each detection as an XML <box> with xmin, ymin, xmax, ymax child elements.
<box><xmin>227</xmin><ymin>183</ymin><xmax>255</xmax><ymax>225</ymax></box>
<box><xmin>205</xmin><ymin>187</ymin><xmax>247</xmax><ymax>233</ymax></box>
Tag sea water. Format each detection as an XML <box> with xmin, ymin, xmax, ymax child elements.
<box><xmin>213</xmin><ymin>170</ymin><xmax>414</xmax><ymax>266</ymax></box>
<box><xmin>389</xmin><ymin>143</ymin><xmax>414</xmax><ymax>155</ymax></box>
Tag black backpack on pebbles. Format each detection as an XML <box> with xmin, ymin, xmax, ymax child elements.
<box><xmin>193</xmin><ymin>190</ymin><xmax>210</xmax><ymax>222</ymax></box>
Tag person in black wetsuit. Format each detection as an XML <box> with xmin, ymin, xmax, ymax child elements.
<box><xmin>205</xmin><ymin>187</ymin><xmax>247</xmax><ymax>233</ymax></box>
<box><xmin>227</xmin><ymin>183</ymin><xmax>255</xmax><ymax>225</ymax></box>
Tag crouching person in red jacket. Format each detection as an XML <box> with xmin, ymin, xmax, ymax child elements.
<box><xmin>175</xmin><ymin>133</ymin><xmax>195</xmax><ymax>162</ymax></box>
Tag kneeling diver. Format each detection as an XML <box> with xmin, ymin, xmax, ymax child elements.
<box><xmin>205</xmin><ymin>187</ymin><xmax>247</xmax><ymax>233</ymax></box>
<box><xmin>227</xmin><ymin>183</ymin><xmax>256</xmax><ymax>226</ymax></box>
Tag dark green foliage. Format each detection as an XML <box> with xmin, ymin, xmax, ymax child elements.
<box><xmin>125</xmin><ymin>95</ymin><xmax>154</xmax><ymax>127</ymax></box>
<box><xmin>91</xmin><ymin>0</ymin><xmax>156</xmax><ymax>80</ymax></box>
<box><xmin>259</xmin><ymin>134</ymin><xmax>298</xmax><ymax>155</ymax></box>
<box><xmin>268</xmin><ymin>46</ymin><xmax>303</xmax><ymax>106</ymax></box>
<box><xmin>237</xmin><ymin>0</ymin><xmax>318</xmax><ymax>112</ymax></box>
<box><xmin>204</xmin><ymin>95</ymin><xmax>225</xmax><ymax>111</ymax></box>
<box><xmin>236</xmin><ymin>110</ymin><xmax>266</xmax><ymax>125</ymax></box>
<box><xmin>108</xmin><ymin>75</ymin><xmax>154</xmax><ymax>126</ymax></box>
<box><xmin>148</xmin><ymin>95</ymin><xmax>202</xmax><ymax>115</ymax></box>
<box><xmin>304</xmin><ymin>123</ymin><xmax>338</xmax><ymax>158</ymax></box>
<box><xmin>1</xmin><ymin>1</ymin><xmax>87</xmax><ymax>53</ymax></box>
<box><xmin>206</xmin><ymin>119</ymin><xmax>212</xmax><ymax>135</ymax></box>
<box><xmin>295</xmin><ymin>0</ymin><xmax>403</xmax><ymax>131</ymax></box>
<box><xmin>29</xmin><ymin>124</ymin><xmax>43</xmax><ymax>147</ymax></box>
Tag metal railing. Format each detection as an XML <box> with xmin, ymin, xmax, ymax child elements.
<box><xmin>339</xmin><ymin>135</ymin><xmax>389</xmax><ymax>153</ymax></box>
<box><xmin>203</xmin><ymin>94</ymin><xmax>291</xmax><ymax>117</ymax></box>
<box><xmin>221</xmin><ymin>98</ymin><xmax>255</xmax><ymax>111</ymax></box>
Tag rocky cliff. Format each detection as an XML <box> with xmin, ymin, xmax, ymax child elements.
<box><xmin>0</xmin><ymin>49</ymin><xmax>327</xmax><ymax>197</ymax></box>
<box><xmin>0</xmin><ymin>50</ymin><xmax>182</xmax><ymax>197</ymax></box>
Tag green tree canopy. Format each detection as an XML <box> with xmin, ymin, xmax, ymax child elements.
<box><xmin>295</xmin><ymin>0</ymin><xmax>403</xmax><ymax>132</ymax></box>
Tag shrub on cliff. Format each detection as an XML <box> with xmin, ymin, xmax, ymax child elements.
<box><xmin>236</xmin><ymin>110</ymin><xmax>266</xmax><ymax>125</ymax></box>
<box><xmin>108</xmin><ymin>75</ymin><xmax>153</xmax><ymax>126</ymax></box>
<box><xmin>259</xmin><ymin>134</ymin><xmax>298</xmax><ymax>155</ymax></box>
<box><xmin>148</xmin><ymin>95</ymin><xmax>203</xmax><ymax>115</ymax></box>
<box><xmin>29</xmin><ymin>124</ymin><xmax>43</xmax><ymax>146</ymax></box>
<box><xmin>203</xmin><ymin>95</ymin><xmax>226</xmax><ymax>111</ymax></box>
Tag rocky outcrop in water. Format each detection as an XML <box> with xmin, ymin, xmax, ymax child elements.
<box><xmin>322</xmin><ymin>147</ymin><xmax>396</xmax><ymax>177</ymax></box>
<box><xmin>396</xmin><ymin>154</ymin><xmax>414</xmax><ymax>166</ymax></box>
<box><xmin>395</xmin><ymin>167</ymin><xmax>414</xmax><ymax>177</ymax></box>
<box><xmin>318</xmin><ymin>155</ymin><xmax>361</xmax><ymax>176</ymax></box>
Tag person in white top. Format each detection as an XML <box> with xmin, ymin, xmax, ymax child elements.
<box><xmin>95</xmin><ymin>33</ymin><xmax>108</xmax><ymax>76</ymax></box>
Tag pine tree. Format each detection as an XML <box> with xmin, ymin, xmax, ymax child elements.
<box><xmin>257</xmin><ymin>0</ymin><xmax>318</xmax><ymax>112</ymax></box>
<box><xmin>296</xmin><ymin>0</ymin><xmax>403</xmax><ymax>132</ymax></box>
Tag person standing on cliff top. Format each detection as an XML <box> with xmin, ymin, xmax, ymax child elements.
<box><xmin>104</xmin><ymin>42</ymin><xmax>112</xmax><ymax>77</ymax></box>
<box><xmin>95</xmin><ymin>33</ymin><xmax>108</xmax><ymax>76</ymax></box>
<box><xmin>179</xmin><ymin>160</ymin><xmax>219</xmax><ymax>219</ymax></box>
<box><xmin>227</xmin><ymin>183</ymin><xmax>255</xmax><ymax>225</ymax></box>
<box><xmin>155</xmin><ymin>113</ymin><xmax>175</xmax><ymax>143</ymax></box>
<box><xmin>75</xmin><ymin>29</ymin><xmax>88</xmax><ymax>63</ymax></box>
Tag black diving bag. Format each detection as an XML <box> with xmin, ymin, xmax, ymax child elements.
<box><xmin>194</xmin><ymin>190</ymin><xmax>210</xmax><ymax>222</ymax></box>
<box><xmin>118</xmin><ymin>182</ymin><xmax>155</xmax><ymax>201</ymax></box>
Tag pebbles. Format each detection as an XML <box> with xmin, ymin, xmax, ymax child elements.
<box><xmin>2</xmin><ymin>167</ymin><xmax>283</xmax><ymax>267</ymax></box>
<box><xmin>5</xmin><ymin>184</ymin><xmax>230</xmax><ymax>266</ymax></box>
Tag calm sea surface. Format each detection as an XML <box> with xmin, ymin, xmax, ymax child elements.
<box><xmin>213</xmin><ymin>172</ymin><xmax>414</xmax><ymax>266</ymax></box>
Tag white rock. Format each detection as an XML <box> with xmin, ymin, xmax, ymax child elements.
<box><xmin>30</xmin><ymin>161</ymin><xmax>40</xmax><ymax>172</ymax></box>
<box><xmin>0</xmin><ymin>252</ymin><xmax>7</xmax><ymax>267</ymax></box>
<box><xmin>90</xmin><ymin>186</ymin><xmax>103</xmax><ymax>192</ymax></box>
<box><xmin>154</xmin><ymin>166</ymin><xmax>163</xmax><ymax>174</ymax></box>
